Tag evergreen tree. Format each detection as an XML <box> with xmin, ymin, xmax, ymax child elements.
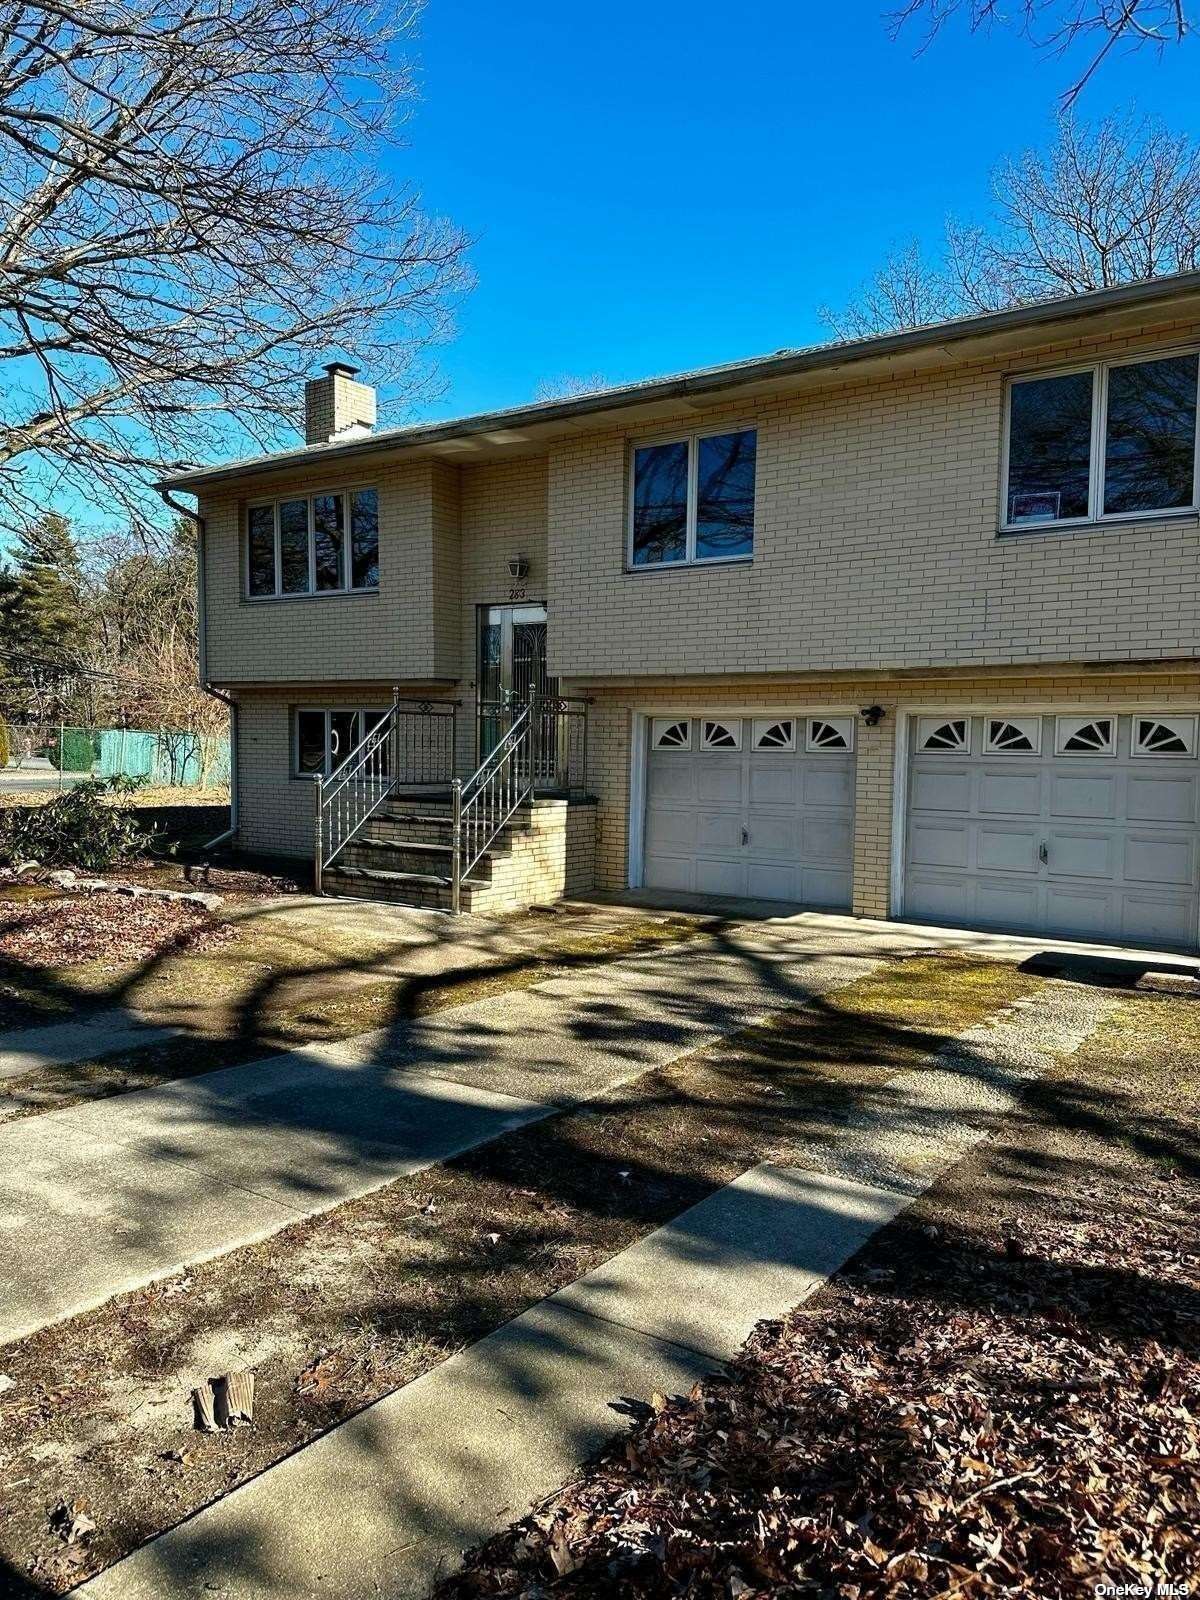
<box><xmin>0</xmin><ymin>513</ymin><xmax>90</xmax><ymax>725</ymax></box>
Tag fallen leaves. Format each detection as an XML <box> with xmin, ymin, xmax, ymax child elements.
<box><xmin>0</xmin><ymin>890</ymin><xmax>233</xmax><ymax>967</ymax></box>
<box><xmin>438</xmin><ymin>1197</ymin><xmax>1200</xmax><ymax>1599</ymax></box>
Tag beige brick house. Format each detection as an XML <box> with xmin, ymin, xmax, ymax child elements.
<box><xmin>169</xmin><ymin>272</ymin><xmax>1200</xmax><ymax>947</ymax></box>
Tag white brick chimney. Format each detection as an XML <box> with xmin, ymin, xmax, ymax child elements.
<box><xmin>304</xmin><ymin>361</ymin><xmax>376</xmax><ymax>445</ymax></box>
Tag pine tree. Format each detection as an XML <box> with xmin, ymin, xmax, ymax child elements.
<box><xmin>0</xmin><ymin>512</ymin><xmax>90</xmax><ymax>725</ymax></box>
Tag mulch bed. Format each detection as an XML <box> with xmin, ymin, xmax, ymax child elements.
<box><xmin>0</xmin><ymin>892</ymin><xmax>235</xmax><ymax>967</ymax></box>
<box><xmin>440</xmin><ymin>1003</ymin><xmax>1200</xmax><ymax>1599</ymax></box>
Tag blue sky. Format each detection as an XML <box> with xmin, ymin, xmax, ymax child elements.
<box><xmin>395</xmin><ymin>0</ymin><xmax>1198</xmax><ymax>424</ymax></box>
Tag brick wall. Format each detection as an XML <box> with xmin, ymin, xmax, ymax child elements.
<box><xmin>545</xmin><ymin>314</ymin><xmax>1200</xmax><ymax>678</ymax></box>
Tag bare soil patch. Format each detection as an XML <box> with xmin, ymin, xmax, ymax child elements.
<box><xmin>0</xmin><ymin>954</ymin><xmax>1037</xmax><ymax>1596</ymax></box>
<box><xmin>438</xmin><ymin>988</ymin><xmax>1200</xmax><ymax>1600</ymax></box>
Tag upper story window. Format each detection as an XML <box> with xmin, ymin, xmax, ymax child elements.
<box><xmin>1003</xmin><ymin>350</ymin><xmax>1199</xmax><ymax>531</ymax></box>
<box><xmin>246</xmin><ymin>487</ymin><xmax>379</xmax><ymax>598</ymax></box>
<box><xmin>629</xmin><ymin>428</ymin><xmax>756</xmax><ymax>568</ymax></box>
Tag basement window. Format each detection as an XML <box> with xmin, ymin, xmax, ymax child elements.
<box><xmin>294</xmin><ymin>707</ymin><xmax>387</xmax><ymax>778</ymax></box>
<box><xmin>1002</xmin><ymin>349</ymin><xmax>1200</xmax><ymax>530</ymax></box>
<box><xmin>247</xmin><ymin>488</ymin><xmax>379</xmax><ymax>598</ymax></box>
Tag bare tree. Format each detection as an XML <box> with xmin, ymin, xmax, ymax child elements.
<box><xmin>532</xmin><ymin>373</ymin><xmax>612</xmax><ymax>401</ymax></box>
<box><xmin>890</xmin><ymin>0</ymin><xmax>1192</xmax><ymax>104</ymax></box>
<box><xmin>824</xmin><ymin>112</ymin><xmax>1200</xmax><ymax>338</ymax></box>
<box><xmin>0</xmin><ymin>0</ymin><xmax>469</xmax><ymax>540</ymax></box>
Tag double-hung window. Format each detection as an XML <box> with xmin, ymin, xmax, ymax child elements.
<box><xmin>294</xmin><ymin>707</ymin><xmax>387</xmax><ymax>778</ymax></box>
<box><xmin>1002</xmin><ymin>350</ymin><xmax>1200</xmax><ymax>530</ymax></box>
<box><xmin>247</xmin><ymin>487</ymin><xmax>379</xmax><ymax>597</ymax></box>
<box><xmin>628</xmin><ymin>428</ymin><xmax>757</xmax><ymax>568</ymax></box>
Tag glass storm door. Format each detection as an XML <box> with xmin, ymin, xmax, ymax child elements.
<box><xmin>477</xmin><ymin>604</ymin><xmax>560</xmax><ymax>783</ymax></box>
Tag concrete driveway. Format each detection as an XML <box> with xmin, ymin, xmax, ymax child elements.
<box><xmin>1</xmin><ymin>906</ymin><xmax>1195</xmax><ymax>1347</ymax></box>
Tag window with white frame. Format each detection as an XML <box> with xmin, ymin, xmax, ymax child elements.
<box><xmin>1055</xmin><ymin>716</ymin><xmax>1115</xmax><ymax>756</ymax></box>
<box><xmin>1132</xmin><ymin>715</ymin><xmax>1198</xmax><ymax>758</ymax></box>
<box><xmin>700</xmin><ymin>718</ymin><xmax>741</xmax><ymax>750</ymax></box>
<box><xmin>651</xmin><ymin>717</ymin><xmax>691</xmax><ymax>750</ymax></box>
<box><xmin>247</xmin><ymin>488</ymin><xmax>379</xmax><ymax>598</ymax></box>
<box><xmin>806</xmin><ymin>717</ymin><xmax>854</xmax><ymax>752</ymax></box>
<box><xmin>629</xmin><ymin>429</ymin><xmax>756</xmax><ymax>568</ymax></box>
<box><xmin>294</xmin><ymin>707</ymin><xmax>387</xmax><ymax>777</ymax></box>
<box><xmin>983</xmin><ymin>716</ymin><xmax>1042</xmax><ymax>754</ymax></box>
<box><xmin>917</xmin><ymin>717</ymin><xmax>970</xmax><ymax>753</ymax></box>
<box><xmin>1003</xmin><ymin>351</ymin><xmax>1200</xmax><ymax>529</ymax></box>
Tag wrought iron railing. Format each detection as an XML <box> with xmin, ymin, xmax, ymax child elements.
<box><xmin>314</xmin><ymin>696</ymin><xmax>456</xmax><ymax>892</ymax></box>
<box><xmin>451</xmin><ymin>703</ymin><xmax>534</xmax><ymax>914</ymax></box>
<box><xmin>475</xmin><ymin>694</ymin><xmax>590</xmax><ymax>796</ymax></box>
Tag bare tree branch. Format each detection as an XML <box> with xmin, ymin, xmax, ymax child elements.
<box><xmin>888</xmin><ymin>0</ymin><xmax>1192</xmax><ymax>104</ymax></box>
<box><xmin>0</xmin><ymin>0</ymin><xmax>471</xmax><ymax>541</ymax></box>
<box><xmin>823</xmin><ymin>111</ymin><xmax>1200</xmax><ymax>338</ymax></box>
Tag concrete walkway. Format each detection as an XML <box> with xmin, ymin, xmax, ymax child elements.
<box><xmin>0</xmin><ymin>934</ymin><xmax>877</xmax><ymax>1345</ymax></box>
<box><xmin>0</xmin><ymin>1010</ymin><xmax>179</xmax><ymax>1082</ymax></box>
<box><xmin>79</xmin><ymin>975</ymin><xmax>1114</xmax><ymax>1600</ymax></box>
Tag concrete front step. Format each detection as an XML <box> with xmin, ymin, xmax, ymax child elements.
<box><xmin>322</xmin><ymin>863</ymin><xmax>493</xmax><ymax>912</ymax></box>
<box><xmin>340</xmin><ymin>836</ymin><xmax>500</xmax><ymax>883</ymax></box>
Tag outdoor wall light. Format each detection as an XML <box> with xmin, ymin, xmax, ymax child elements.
<box><xmin>859</xmin><ymin>704</ymin><xmax>886</xmax><ymax>727</ymax></box>
<box><xmin>507</xmin><ymin>555</ymin><xmax>529</xmax><ymax>580</ymax></box>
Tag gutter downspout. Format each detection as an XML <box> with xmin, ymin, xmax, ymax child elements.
<box><xmin>160</xmin><ymin>488</ymin><xmax>239</xmax><ymax>853</ymax></box>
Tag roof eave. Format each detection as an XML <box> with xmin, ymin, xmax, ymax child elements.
<box><xmin>161</xmin><ymin>269</ymin><xmax>1200</xmax><ymax>493</ymax></box>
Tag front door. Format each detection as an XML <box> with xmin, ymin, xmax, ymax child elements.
<box><xmin>477</xmin><ymin>604</ymin><xmax>560</xmax><ymax>782</ymax></box>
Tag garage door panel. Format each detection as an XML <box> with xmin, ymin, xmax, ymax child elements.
<box><xmin>695</xmin><ymin>762</ymin><xmax>743</xmax><ymax>805</ymax></box>
<box><xmin>1126</xmin><ymin>774</ymin><xmax>1198</xmax><ymax>824</ymax></box>
<box><xmin>1047</xmin><ymin>830</ymin><xmax>1115</xmax><ymax>880</ymax></box>
<box><xmin>904</xmin><ymin>875</ymin><xmax>972</xmax><ymax>924</ymax></box>
<box><xmin>747</xmin><ymin>814</ymin><xmax>798</xmax><ymax>854</ymax></box>
<box><xmin>911</xmin><ymin>768</ymin><xmax>972</xmax><ymax>811</ymax></box>
<box><xmin>904</xmin><ymin>712</ymin><xmax>1199</xmax><ymax>948</ymax></box>
<box><xmin>974</xmin><ymin>880</ymin><xmax>1040</xmax><ymax>930</ymax></box>
<box><xmin>1122</xmin><ymin>894</ymin><xmax>1197</xmax><ymax>946</ymax></box>
<box><xmin>978</xmin><ymin>770</ymin><xmax>1041</xmax><ymax>815</ymax></box>
<box><xmin>909</xmin><ymin>820</ymin><xmax>969</xmax><ymax>870</ymax></box>
<box><xmin>801</xmin><ymin>815</ymin><xmax>853</xmax><ymax>864</ymax></box>
<box><xmin>747</xmin><ymin>861</ymin><xmax>799</xmax><ymax>900</ymax></box>
<box><xmin>695</xmin><ymin>858</ymin><xmax>746</xmax><ymax>897</ymax></box>
<box><xmin>977</xmin><ymin>826</ymin><xmax>1039</xmax><ymax>874</ymax></box>
<box><xmin>748</xmin><ymin>764</ymin><xmax>799</xmax><ymax>805</ymax></box>
<box><xmin>695</xmin><ymin>812</ymin><xmax>743</xmax><ymax>851</ymax></box>
<box><xmin>1044</xmin><ymin>887</ymin><xmax>1116</xmax><ymax>938</ymax></box>
<box><xmin>643</xmin><ymin>854</ymin><xmax>696</xmax><ymax>893</ymax></box>
<box><xmin>801</xmin><ymin>865</ymin><xmax>853</xmax><ymax>908</ymax></box>
<box><xmin>1051</xmin><ymin>773</ymin><xmax>1118</xmax><ymax>820</ymax></box>
<box><xmin>643</xmin><ymin>809</ymin><xmax>697</xmax><ymax>852</ymax></box>
<box><xmin>803</xmin><ymin>765</ymin><xmax>855</xmax><ymax>807</ymax></box>
<box><xmin>1123</xmin><ymin>833</ymin><xmax>1196</xmax><ymax>888</ymax></box>
<box><xmin>646</xmin><ymin>762</ymin><xmax>698</xmax><ymax>805</ymax></box>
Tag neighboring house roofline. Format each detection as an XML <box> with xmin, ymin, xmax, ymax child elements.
<box><xmin>162</xmin><ymin>269</ymin><xmax>1200</xmax><ymax>492</ymax></box>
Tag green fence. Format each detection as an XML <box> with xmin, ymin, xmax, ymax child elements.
<box><xmin>95</xmin><ymin>729</ymin><xmax>231</xmax><ymax>788</ymax></box>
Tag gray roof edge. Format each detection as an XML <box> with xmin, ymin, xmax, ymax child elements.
<box><xmin>161</xmin><ymin>269</ymin><xmax>1200</xmax><ymax>492</ymax></box>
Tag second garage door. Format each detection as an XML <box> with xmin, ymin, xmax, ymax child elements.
<box><xmin>904</xmin><ymin>711</ymin><xmax>1200</xmax><ymax>947</ymax></box>
<box><xmin>642</xmin><ymin>714</ymin><xmax>855</xmax><ymax>906</ymax></box>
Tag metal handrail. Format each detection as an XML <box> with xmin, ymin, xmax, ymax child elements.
<box><xmin>451</xmin><ymin>703</ymin><xmax>535</xmax><ymax>913</ymax></box>
<box><xmin>314</xmin><ymin>695</ymin><xmax>457</xmax><ymax>893</ymax></box>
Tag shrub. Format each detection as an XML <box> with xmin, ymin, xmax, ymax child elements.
<box><xmin>48</xmin><ymin>727</ymin><xmax>99</xmax><ymax>772</ymax></box>
<box><xmin>0</xmin><ymin>776</ymin><xmax>152</xmax><ymax>870</ymax></box>
<box><xmin>0</xmin><ymin>716</ymin><xmax>10</xmax><ymax>770</ymax></box>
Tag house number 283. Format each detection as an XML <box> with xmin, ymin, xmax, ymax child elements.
<box><xmin>508</xmin><ymin>585</ymin><xmax>527</xmax><ymax>601</ymax></box>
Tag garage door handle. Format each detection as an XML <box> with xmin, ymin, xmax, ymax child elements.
<box><xmin>741</xmin><ymin>827</ymin><xmax>750</xmax><ymax>846</ymax></box>
<box><xmin>1039</xmin><ymin>842</ymin><xmax>1049</xmax><ymax>865</ymax></box>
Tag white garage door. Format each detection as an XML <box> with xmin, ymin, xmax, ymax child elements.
<box><xmin>904</xmin><ymin>712</ymin><xmax>1200</xmax><ymax>948</ymax></box>
<box><xmin>642</xmin><ymin>715</ymin><xmax>855</xmax><ymax>906</ymax></box>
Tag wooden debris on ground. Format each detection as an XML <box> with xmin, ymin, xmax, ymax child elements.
<box><xmin>192</xmin><ymin>1371</ymin><xmax>254</xmax><ymax>1432</ymax></box>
